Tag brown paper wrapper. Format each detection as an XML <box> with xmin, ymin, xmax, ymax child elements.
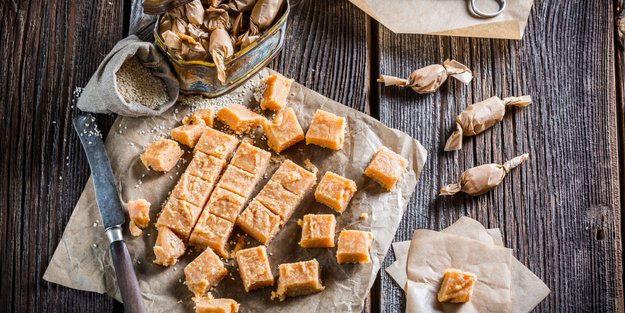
<box><xmin>378</xmin><ymin>59</ymin><xmax>473</xmax><ymax>94</ymax></box>
<box><xmin>43</xmin><ymin>68</ymin><xmax>427</xmax><ymax>313</ymax></box>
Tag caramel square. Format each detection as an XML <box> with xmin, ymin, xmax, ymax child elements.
<box><xmin>216</xmin><ymin>166</ymin><xmax>257</xmax><ymax>198</ymax></box>
<box><xmin>217</xmin><ymin>104</ymin><xmax>266</xmax><ymax>134</ymax></box>
<box><xmin>236</xmin><ymin>200</ymin><xmax>281</xmax><ymax>245</ymax></box>
<box><xmin>236</xmin><ymin>245</ymin><xmax>274</xmax><ymax>292</ymax></box>
<box><xmin>195</xmin><ymin>297</ymin><xmax>239</xmax><ymax>313</ymax></box>
<box><xmin>127</xmin><ymin>199</ymin><xmax>150</xmax><ymax>237</ymax></box>
<box><xmin>270</xmin><ymin>160</ymin><xmax>317</xmax><ymax>197</ymax></box>
<box><xmin>140</xmin><ymin>138</ymin><xmax>184</xmax><ymax>172</ymax></box>
<box><xmin>229</xmin><ymin>142</ymin><xmax>271</xmax><ymax>176</ymax></box>
<box><xmin>364</xmin><ymin>146</ymin><xmax>408</xmax><ymax>191</ymax></box>
<box><xmin>187</xmin><ymin>151</ymin><xmax>227</xmax><ymax>183</ymax></box>
<box><xmin>171</xmin><ymin>173</ymin><xmax>214</xmax><ymax>208</ymax></box>
<box><xmin>184</xmin><ymin>248</ymin><xmax>228</xmax><ymax>297</ymax></box>
<box><xmin>274</xmin><ymin>259</ymin><xmax>324</xmax><ymax>300</ymax></box>
<box><xmin>153</xmin><ymin>226</ymin><xmax>186</xmax><ymax>266</ymax></box>
<box><xmin>189</xmin><ymin>212</ymin><xmax>234</xmax><ymax>258</ymax></box>
<box><xmin>171</xmin><ymin>123</ymin><xmax>206</xmax><ymax>148</ymax></box>
<box><xmin>437</xmin><ymin>269</ymin><xmax>477</xmax><ymax>303</ymax></box>
<box><xmin>205</xmin><ymin>187</ymin><xmax>246</xmax><ymax>222</ymax></box>
<box><xmin>299</xmin><ymin>214</ymin><xmax>336</xmax><ymax>248</ymax></box>
<box><xmin>156</xmin><ymin>197</ymin><xmax>203</xmax><ymax>240</ymax></box>
<box><xmin>255</xmin><ymin>180</ymin><xmax>301</xmax><ymax>221</ymax></box>
<box><xmin>260</xmin><ymin>74</ymin><xmax>293</xmax><ymax>111</ymax></box>
<box><xmin>305</xmin><ymin>109</ymin><xmax>346</xmax><ymax>150</ymax></box>
<box><xmin>195</xmin><ymin>128</ymin><xmax>239</xmax><ymax>160</ymax></box>
<box><xmin>184</xmin><ymin>108</ymin><xmax>214</xmax><ymax>127</ymax></box>
<box><xmin>336</xmin><ymin>230</ymin><xmax>373</xmax><ymax>264</ymax></box>
<box><xmin>314</xmin><ymin>172</ymin><xmax>357</xmax><ymax>213</ymax></box>
<box><xmin>263</xmin><ymin>108</ymin><xmax>304</xmax><ymax>153</ymax></box>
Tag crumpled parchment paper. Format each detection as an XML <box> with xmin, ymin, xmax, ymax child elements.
<box><xmin>44</xmin><ymin>68</ymin><xmax>427</xmax><ymax>313</ymax></box>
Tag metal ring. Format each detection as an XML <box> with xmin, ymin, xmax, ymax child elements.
<box><xmin>469</xmin><ymin>0</ymin><xmax>506</xmax><ymax>18</ymax></box>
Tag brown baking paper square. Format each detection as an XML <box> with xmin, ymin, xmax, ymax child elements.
<box><xmin>43</xmin><ymin>68</ymin><xmax>427</xmax><ymax>313</ymax></box>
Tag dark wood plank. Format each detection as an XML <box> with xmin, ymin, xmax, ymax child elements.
<box><xmin>376</xmin><ymin>0</ymin><xmax>624</xmax><ymax>312</ymax></box>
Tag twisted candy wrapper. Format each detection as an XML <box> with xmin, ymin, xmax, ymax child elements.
<box><xmin>377</xmin><ymin>59</ymin><xmax>473</xmax><ymax>94</ymax></box>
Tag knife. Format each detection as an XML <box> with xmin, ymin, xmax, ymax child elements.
<box><xmin>73</xmin><ymin>114</ymin><xmax>146</xmax><ymax>313</ymax></box>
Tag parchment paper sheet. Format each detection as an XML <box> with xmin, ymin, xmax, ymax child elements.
<box><xmin>43</xmin><ymin>68</ymin><xmax>427</xmax><ymax>313</ymax></box>
<box><xmin>349</xmin><ymin>0</ymin><xmax>534</xmax><ymax>40</ymax></box>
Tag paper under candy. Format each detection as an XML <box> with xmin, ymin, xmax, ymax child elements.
<box><xmin>377</xmin><ymin>59</ymin><xmax>473</xmax><ymax>94</ymax></box>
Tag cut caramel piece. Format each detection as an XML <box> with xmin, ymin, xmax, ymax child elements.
<box><xmin>185</xmin><ymin>248</ymin><xmax>228</xmax><ymax>297</ymax></box>
<box><xmin>236</xmin><ymin>246</ymin><xmax>274</xmax><ymax>292</ymax></box>
<box><xmin>189</xmin><ymin>212</ymin><xmax>234</xmax><ymax>258</ymax></box>
<box><xmin>195</xmin><ymin>128</ymin><xmax>240</xmax><ymax>160</ymax></box>
<box><xmin>171</xmin><ymin>173</ymin><xmax>214</xmax><ymax>208</ymax></box>
<box><xmin>270</xmin><ymin>160</ymin><xmax>317</xmax><ymax>197</ymax></box>
<box><xmin>299</xmin><ymin>214</ymin><xmax>336</xmax><ymax>248</ymax></box>
<box><xmin>336</xmin><ymin>230</ymin><xmax>373</xmax><ymax>264</ymax></box>
<box><xmin>263</xmin><ymin>107</ymin><xmax>304</xmax><ymax>153</ymax></box>
<box><xmin>127</xmin><ymin>199</ymin><xmax>150</xmax><ymax>237</ymax></box>
<box><xmin>205</xmin><ymin>187</ymin><xmax>246</xmax><ymax>222</ymax></box>
<box><xmin>184</xmin><ymin>108</ymin><xmax>214</xmax><ymax>127</ymax></box>
<box><xmin>437</xmin><ymin>269</ymin><xmax>477</xmax><ymax>303</ymax></box>
<box><xmin>236</xmin><ymin>200</ymin><xmax>281</xmax><ymax>245</ymax></box>
<box><xmin>187</xmin><ymin>151</ymin><xmax>227</xmax><ymax>183</ymax></box>
<box><xmin>216</xmin><ymin>166</ymin><xmax>257</xmax><ymax>198</ymax></box>
<box><xmin>305</xmin><ymin>109</ymin><xmax>346</xmax><ymax>150</ymax></box>
<box><xmin>314</xmin><ymin>172</ymin><xmax>357</xmax><ymax>213</ymax></box>
<box><xmin>255</xmin><ymin>180</ymin><xmax>301</xmax><ymax>221</ymax></box>
<box><xmin>273</xmin><ymin>259</ymin><xmax>324</xmax><ymax>300</ymax></box>
<box><xmin>171</xmin><ymin>123</ymin><xmax>206</xmax><ymax>148</ymax></box>
<box><xmin>260</xmin><ymin>74</ymin><xmax>293</xmax><ymax>111</ymax></box>
<box><xmin>217</xmin><ymin>104</ymin><xmax>265</xmax><ymax>134</ymax></box>
<box><xmin>195</xmin><ymin>297</ymin><xmax>239</xmax><ymax>313</ymax></box>
<box><xmin>153</xmin><ymin>226</ymin><xmax>186</xmax><ymax>266</ymax></box>
<box><xmin>140</xmin><ymin>138</ymin><xmax>184</xmax><ymax>172</ymax></box>
<box><xmin>156</xmin><ymin>197</ymin><xmax>203</xmax><ymax>240</ymax></box>
<box><xmin>364</xmin><ymin>146</ymin><xmax>408</xmax><ymax>191</ymax></box>
<box><xmin>229</xmin><ymin>142</ymin><xmax>271</xmax><ymax>176</ymax></box>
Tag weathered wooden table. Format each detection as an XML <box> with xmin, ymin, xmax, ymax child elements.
<box><xmin>1</xmin><ymin>0</ymin><xmax>623</xmax><ymax>312</ymax></box>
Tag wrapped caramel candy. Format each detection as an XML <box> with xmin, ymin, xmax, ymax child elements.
<box><xmin>209</xmin><ymin>28</ymin><xmax>234</xmax><ymax>84</ymax></box>
<box><xmin>444</xmin><ymin>96</ymin><xmax>532</xmax><ymax>151</ymax></box>
<box><xmin>204</xmin><ymin>4</ymin><xmax>232</xmax><ymax>31</ymax></box>
<box><xmin>250</xmin><ymin>0</ymin><xmax>285</xmax><ymax>33</ymax></box>
<box><xmin>229</xmin><ymin>0</ymin><xmax>257</xmax><ymax>12</ymax></box>
<box><xmin>184</xmin><ymin>0</ymin><xmax>204</xmax><ymax>26</ymax></box>
<box><xmin>439</xmin><ymin>154</ymin><xmax>529</xmax><ymax>196</ymax></box>
<box><xmin>378</xmin><ymin>59</ymin><xmax>473</xmax><ymax>94</ymax></box>
<box><xmin>161</xmin><ymin>30</ymin><xmax>182</xmax><ymax>50</ymax></box>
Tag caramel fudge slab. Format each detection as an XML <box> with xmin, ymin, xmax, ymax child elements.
<box><xmin>217</xmin><ymin>104</ymin><xmax>266</xmax><ymax>134</ymax></box>
<box><xmin>336</xmin><ymin>230</ymin><xmax>373</xmax><ymax>264</ymax></box>
<box><xmin>305</xmin><ymin>109</ymin><xmax>346</xmax><ymax>150</ymax></box>
<box><xmin>204</xmin><ymin>187</ymin><xmax>247</xmax><ymax>223</ymax></box>
<box><xmin>153</xmin><ymin>226</ymin><xmax>186</xmax><ymax>266</ymax></box>
<box><xmin>171</xmin><ymin>173</ymin><xmax>214</xmax><ymax>208</ymax></box>
<box><xmin>299</xmin><ymin>214</ymin><xmax>336</xmax><ymax>248</ymax></box>
<box><xmin>189</xmin><ymin>211</ymin><xmax>234</xmax><ymax>258</ymax></box>
<box><xmin>127</xmin><ymin>199</ymin><xmax>150</xmax><ymax>237</ymax></box>
<box><xmin>195</xmin><ymin>297</ymin><xmax>239</xmax><ymax>313</ymax></box>
<box><xmin>263</xmin><ymin>107</ymin><xmax>305</xmax><ymax>153</ymax></box>
<box><xmin>195</xmin><ymin>127</ymin><xmax>240</xmax><ymax>160</ymax></box>
<box><xmin>364</xmin><ymin>146</ymin><xmax>409</xmax><ymax>191</ymax></box>
<box><xmin>236</xmin><ymin>200</ymin><xmax>281</xmax><ymax>245</ymax></box>
<box><xmin>314</xmin><ymin>172</ymin><xmax>357</xmax><ymax>213</ymax></box>
<box><xmin>171</xmin><ymin>123</ymin><xmax>206</xmax><ymax>148</ymax></box>
<box><xmin>216</xmin><ymin>165</ymin><xmax>258</xmax><ymax>198</ymax></box>
<box><xmin>187</xmin><ymin>151</ymin><xmax>227</xmax><ymax>183</ymax></box>
<box><xmin>437</xmin><ymin>269</ymin><xmax>477</xmax><ymax>303</ymax></box>
<box><xmin>236</xmin><ymin>246</ymin><xmax>274</xmax><ymax>292</ymax></box>
<box><xmin>229</xmin><ymin>142</ymin><xmax>272</xmax><ymax>176</ymax></box>
<box><xmin>184</xmin><ymin>108</ymin><xmax>214</xmax><ymax>127</ymax></box>
<box><xmin>156</xmin><ymin>197</ymin><xmax>203</xmax><ymax>240</ymax></box>
<box><xmin>273</xmin><ymin>259</ymin><xmax>324</xmax><ymax>301</ymax></box>
<box><xmin>140</xmin><ymin>138</ymin><xmax>184</xmax><ymax>172</ymax></box>
<box><xmin>255</xmin><ymin>180</ymin><xmax>301</xmax><ymax>221</ymax></box>
<box><xmin>270</xmin><ymin>159</ymin><xmax>317</xmax><ymax>197</ymax></box>
<box><xmin>185</xmin><ymin>248</ymin><xmax>228</xmax><ymax>298</ymax></box>
<box><xmin>261</xmin><ymin>74</ymin><xmax>293</xmax><ymax>111</ymax></box>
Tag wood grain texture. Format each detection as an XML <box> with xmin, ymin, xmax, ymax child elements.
<box><xmin>376</xmin><ymin>0</ymin><xmax>624</xmax><ymax>312</ymax></box>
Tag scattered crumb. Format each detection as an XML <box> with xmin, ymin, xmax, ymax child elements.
<box><xmin>303</xmin><ymin>159</ymin><xmax>318</xmax><ymax>174</ymax></box>
<box><xmin>360</xmin><ymin>213</ymin><xmax>369</xmax><ymax>220</ymax></box>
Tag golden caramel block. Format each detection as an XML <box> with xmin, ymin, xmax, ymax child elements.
<box><xmin>205</xmin><ymin>187</ymin><xmax>246</xmax><ymax>222</ymax></box>
<box><xmin>336</xmin><ymin>230</ymin><xmax>373</xmax><ymax>264</ymax></box>
<box><xmin>216</xmin><ymin>166</ymin><xmax>257</xmax><ymax>198</ymax></box>
<box><xmin>185</xmin><ymin>248</ymin><xmax>228</xmax><ymax>297</ymax></box>
<box><xmin>184</xmin><ymin>108</ymin><xmax>214</xmax><ymax>128</ymax></box>
<box><xmin>364</xmin><ymin>146</ymin><xmax>408</xmax><ymax>191</ymax></box>
<box><xmin>156</xmin><ymin>197</ymin><xmax>203</xmax><ymax>240</ymax></box>
<box><xmin>189</xmin><ymin>212</ymin><xmax>234</xmax><ymax>258</ymax></box>
<box><xmin>187</xmin><ymin>151</ymin><xmax>227</xmax><ymax>183</ymax></box>
<box><xmin>195</xmin><ymin>128</ymin><xmax>240</xmax><ymax>160</ymax></box>
<box><xmin>236</xmin><ymin>200</ymin><xmax>281</xmax><ymax>245</ymax></box>
<box><xmin>171</xmin><ymin>173</ymin><xmax>214</xmax><ymax>208</ymax></box>
<box><xmin>305</xmin><ymin>109</ymin><xmax>346</xmax><ymax>150</ymax></box>
<box><xmin>153</xmin><ymin>227</ymin><xmax>186</xmax><ymax>266</ymax></box>
<box><xmin>217</xmin><ymin>104</ymin><xmax>266</xmax><ymax>134</ymax></box>
<box><xmin>314</xmin><ymin>172</ymin><xmax>357</xmax><ymax>213</ymax></box>
<box><xmin>140</xmin><ymin>138</ymin><xmax>184</xmax><ymax>172</ymax></box>
<box><xmin>270</xmin><ymin>160</ymin><xmax>317</xmax><ymax>197</ymax></box>
<box><xmin>263</xmin><ymin>108</ymin><xmax>304</xmax><ymax>153</ymax></box>
<box><xmin>299</xmin><ymin>214</ymin><xmax>336</xmax><ymax>248</ymax></box>
<box><xmin>195</xmin><ymin>297</ymin><xmax>239</xmax><ymax>313</ymax></box>
<box><xmin>229</xmin><ymin>142</ymin><xmax>271</xmax><ymax>176</ymax></box>
<box><xmin>273</xmin><ymin>259</ymin><xmax>324</xmax><ymax>300</ymax></box>
<box><xmin>236</xmin><ymin>246</ymin><xmax>274</xmax><ymax>292</ymax></box>
<box><xmin>437</xmin><ymin>269</ymin><xmax>477</xmax><ymax>303</ymax></box>
<box><xmin>127</xmin><ymin>199</ymin><xmax>150</xmax><ymax>237</ymax></box>
<box><xmin>171</xmin><ymin>123</ymin><xmax>206</xmax><ymax>148</ymax></box>
<box><xmin>255</xmin><ymin>181</ymin><xmax>301</xmax><ymax>221</ymax></box>
<box><xmin>261</xmin><ymin>74</ymin><xmax>293</xmax><ymax>111</ymax></box>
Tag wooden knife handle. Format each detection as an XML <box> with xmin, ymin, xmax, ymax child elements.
<box><xmin>110</xmin><ymin>240</ymin><xmax>147</xmax><ymax>313</ymax></box>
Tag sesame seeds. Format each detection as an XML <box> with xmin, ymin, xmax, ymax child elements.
<box><xmin>116</xmin><ymin>57</ymin><xmax>169</xmax><ymax>110</ymax></box>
